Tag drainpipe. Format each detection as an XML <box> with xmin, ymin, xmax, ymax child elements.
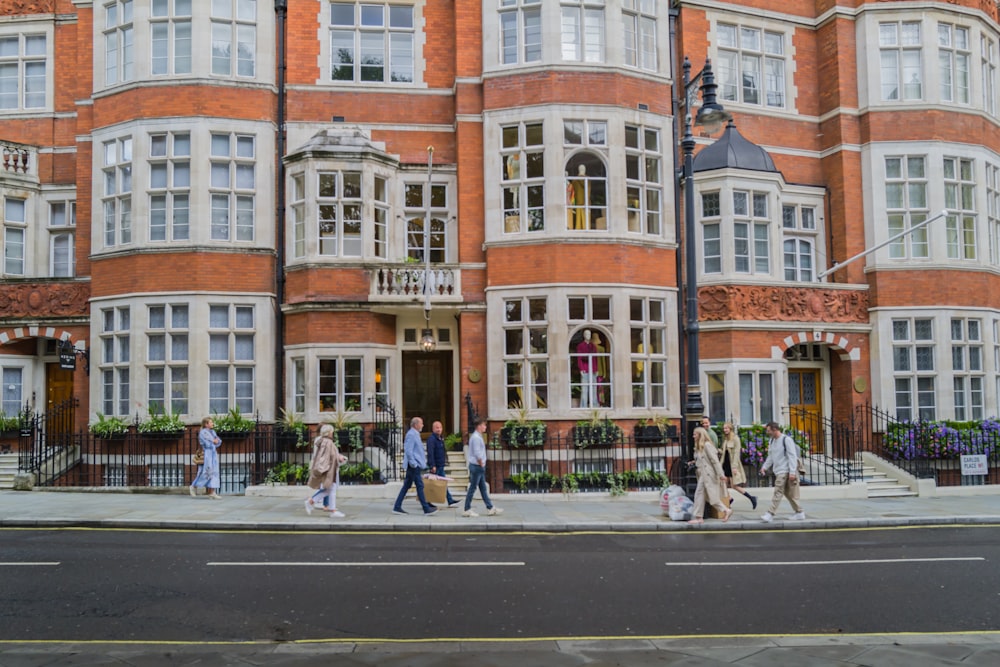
<box><xmin>274</xmin><ymin>0</ymin><xmax>288</xmax><ymax>417</ymax></box>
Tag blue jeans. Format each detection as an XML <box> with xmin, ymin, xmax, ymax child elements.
<box><xmin>464</xmin><ymin>464</ymin><xmax>492</xmax><ymax>511</ymax></box>
<box><xmin>394</xmin><ymin>465</ymin><xmax>433</xmax><ymax>512</ymax></box>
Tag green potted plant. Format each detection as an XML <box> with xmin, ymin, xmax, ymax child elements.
<box><xmin>0</xmin><ymin>412</ymin><xmax>20</xmax><ymax>437</ymax></box>
<box><xmin>265</xmin><ymin>461</ymin><xmax>297</xmax><ymax>485</ymax></box>
<box><xmin>573</xmin><ymin>410</ymin><xmax>621</xmax><ymax>448</ymax></box>
<box><xmin>325</xmin><ymin>410</ymin><xmax>364</xmax><ymax>451</ymax></box>
<box><xmin>633</xmin><ymin>416</ymin><xmax>669</xmax><ymax>445</ymax></box>
<box><xmin>136</xmin><ymin>406</ymin><xmax>185</xmax><ymax>438</ymax></box>
<box><xmin>500</xmin><ymin>402</ymin><xmax>546</xmax><ymax>448</ymax></box>
<box><xmin>444</xmin><ymin>432</ymin><xmax>464</xmax><ymax>451</ymax></box>
<box><xmin>277</xmin><ymin>408</ymin><xmax>309</xmax><ymax>448</ymax></box>
<box><xmin>89</xmin><ymin>413</ymin><xmax>129</xmax><ymax>439</ymax></box>
<box><xmin>213</xmin><ymin>406</ymin><xmax>255</xmax><ymax>436</ymax></box>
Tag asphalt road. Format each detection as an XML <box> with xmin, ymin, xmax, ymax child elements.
<box><xmin>2</xmin><ymin>526</ymin><xmax>999</xmax><ymax>643</ymax></box>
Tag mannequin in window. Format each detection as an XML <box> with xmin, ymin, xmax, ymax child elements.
<box><xmin>592</xmin><ymin>331</ymin><xmax>608</xmax><ymax>406</ymax></box>
<box><xmin>567</xmin><ymin>164</ymin><xmax>588</xmax><ymax>230</ymax></box>
<box><xmin>506</xmin><ymin>154</ymin><xmax>520</xmax><ymax>205</ymax></box>
<box><xmin>576</xmin><ymin>329</ymin><xmax>597</xmax><ymax>407</ymax></box>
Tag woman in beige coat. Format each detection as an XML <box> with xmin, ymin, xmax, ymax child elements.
<box><xmin>720</xmin><ymin>422</ymin><xmax>758</xmax><ymax>510</ymax></box>
<box><xmin>688</xmin><ymin>426</ymin><xmax>732</xmax><ymax>524</ymax></box>
<box><xmin>305</xmin><ymin>424</ymin><xmax>346</xmax><ymax>518</ymax></box>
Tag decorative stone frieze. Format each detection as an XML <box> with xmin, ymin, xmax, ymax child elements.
<box><xmin>0</xmin><ymin>282</ymin><xmax>89</xmax><ymax>318</ymax></box>
<box><xmin>0</xmin><ymin>1</ymin><xmax>54</xmax><ymax>16</ymax></box>
<box><xmin>699</xmin><ymin>284</ymin><xmax>868</xmax><ymax>323</ymax></box>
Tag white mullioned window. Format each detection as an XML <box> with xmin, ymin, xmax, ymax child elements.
<box><xmin>318</xmin><ymin>357</ymin><xmax>363</xmax><ymax>413</ymax></box>
<box><xmin>209</xmin><ymin>133</ymin><xmax>255</xmax><ymax>241</ymax></box>
<box><xmin>147</xmin><ymin>304</ymin><xmax>189</xmax><ymax>416</ymax></box>
<box><xmin>892</xmin><ymin>317</ymin><xmax>936</xmax><ymax>421</ymax></box>
<box><xmin>625</xmin><ymin>124</ymin><xmax>662</xmax><ymax>235</ymax></box>
<box><xmin>880</xmin><ymin>21</ymin><xmax>922</xmax><ymax>101</ymax></box>
<box><xmin>102</xmin><ymin>137</ymin><xmax>133</xmax><ymax>248</ymax></box>
<box><xmin>0</xmin><ymin>33</ymin><xmax>46</xmax><ymax>110</ymax></box>
<box><xmin>885</xmin><ymin>156</ymin><xmax>928</xmax><ymax>259</ymax></box>
<box><xmin>782</xmin><ymin>204</ymin><xmax>816</xmax><ymax>281</ymax></box>
<box><xmin>568</xmin><ymin>295</ymin><xmax>612</xmax><ymax>409</ymax></box>
<box><xmin>938</xmin><ymin>23</ymin><xmax>970</xmax><ymax>104</ymax></box>
<box><xmin>292</xmin><ymin>358</ymin><xmax>305</xmax><ymax>413</ymax></box>
<box><xmin>503</xmin><ymin>297</ymin><xmax>549</xmax><ymax>410</ymax></box>
<box><xmin>717</xmin><ymin>23</ymin><xmax>786</xmax><ymax>108</ymax></box>
<box><xmin>951</xmin><ymin>317</ymin><xmax>983</xmax><ymax>421</ymax></box>
<box><xmin>622</xmin><ymin>0</ymin><xmax>655</xmax><ymax>71</ymax></box>
<box><xmin>561</xmin><ymin>0</ymin><xmax>604</xmax><ymax>63</ymax></box>
<box><xmin>501</xmin><ymin>121</ymin><xmax>545</xmax><ymax>233</ymax></box>
<box><xmin>1</xmin><ymin>367</ymin><xmax>23</xmax><ymax>415</ymax></box>
<box><xmin>211</xmin><ymin>0</ymin><xmax>256</xmax><ymax>77</ymax></box>
<box><xmin>330</xmin><ymin>2</ymin><xmax>414</xmax><ymax>83</ymax></box>
<box><xmin>983</xmin><ymin>35</ymin><xmax>997</xmax><ymax>117</ymax></box>
<box><xmin>151</xmin><ymin>0</ymin><xmax>193</xmax><ymax>76</ymax></box>
<box><xmin>373</xmin><ymin>175</ymin><xmax>389</xmax><ymax>259</ymax></box>
<box><xmin>733</xmin><ymin>190</ymin><xmax>769</xmax><ymax>274</ymax></box>
<box><xmin>49</xmin><ymin>200</ymin><xmax>75</xmax><ymax>278</ymax></box>
<box><xmin>701</xmin><ymin>191</ymin><xmax>721</xmax><ymax>274</ymax></box>
<box><xmin>103</xmin><ymin>0</ymin><xmax>134</xmax><ymax>86</ymax></box>
<box><xmin>208</xmin><ymin>304</ymin><xmax>255</xmax><ymax>415</ymax></box>
<box><xmin>318</xmin><ymin>171</ymin><xmax>363</xmax><ymax>257</ymax></box>
<box><xmin>629</xmin><ymin>297</ymin><xmax>667</xmax><ymax>409</ymax></box>
<box><xmin>101</xmin><ymin>306</ymin><xmax>131</xmax><ymax>416</ymax></box>
<box><xmin>291</xmin><ymin>173</ymin><xmax>305</xmax><ymax>258</ymax></box>
<box><xmin>564</xmin><ymin>120</ymin><xmax>608</xmax><ymax>231</ymax></box>
<box><xmin>499</xmin><ymin>0</ymin><xmax>541</xmax><ymax>65</ymax></box>
<box><xmin>404</xmin><ymin>181</ymin><xmax>447</xmax><ymax>262</ymax></box>
<box><xmin>988</xmin><ymin>163</ymin><xmax>1000</xmax><ymax>266</ymax></box>
<box><xmin>3</xmin><ymin>197</ymin><xmax>25</xmax><ymax>276</ymax></box>
<box><xmin>943</xmin><ymin>156</ymin><xmax>976</xmax><ymax>260</ymax></box>
<box><xmin>149</xmin><ymin>132</ymin><xmax>191</xmax><ymax>242</ymax></box>
<box><xmin>739</xmin><ymin>371</ymin><xmax>775</xmax><ymax>425</ymax></box>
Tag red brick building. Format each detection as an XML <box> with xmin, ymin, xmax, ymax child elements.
<box><xmin>1</xmin><ymin>0</ymin><xmax>998</xmax><ymax>450</ymax></box>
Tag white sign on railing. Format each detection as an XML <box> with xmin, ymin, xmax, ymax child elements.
<box><xmin>960</xmin><ymin>454</ymin><xmax>988</xmax><ymax>476</ymax></box>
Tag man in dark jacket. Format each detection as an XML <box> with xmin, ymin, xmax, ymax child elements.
<box><xmin>427</xmin><ymin>420</ymin><xmax>459</xmax><ymax>508</ymax></box>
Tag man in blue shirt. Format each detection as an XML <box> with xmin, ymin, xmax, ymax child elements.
<box><xmin>427</xmin><ymin>420</ymin><xmax>460</xmax><ymax>508</ymax></box>
<box><xmin>392</xmin><ymin>416</ymin><xmax>438</xmax><ymax>515</ymax></box>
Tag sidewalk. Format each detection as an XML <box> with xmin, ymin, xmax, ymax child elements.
<box><xmin>3</xmin><ymin>485</ymin><xmax>1000</xmax><ymax>531</ymax></box>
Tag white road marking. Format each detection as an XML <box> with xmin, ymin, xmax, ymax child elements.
<box><xmin>0</xmin><ymin>562</ymin><xmax>60</xmax><ymax>566</ymax></box>
<box><xmin>207</xmin><ymin>561</ymin><xmax>525</xmax><ymax>567</ymax></box>
<box><xmin>665</xmin><ymin>557</ymin><xmax>985</xmax><ymax>566</ymax></box>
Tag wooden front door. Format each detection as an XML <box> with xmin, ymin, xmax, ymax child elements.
<box><xmin>46</xmin><ymin>362</ymin><xmax>75</xmax><ymax>443</ymax></box>
<box><xmin>402</xmin><ymin>351</ymin><xmax>453</xmax><ymax>436</ymax></box>
<box><xmin>788</xmin><ymin>369</ymin><xmax>822</xmax><ymax>453</ymax></box>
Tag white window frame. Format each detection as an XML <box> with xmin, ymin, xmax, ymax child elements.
<box><xmin>0</xmin><ymin>32</ymin><xmax>47</xmax><ymax>110</ymax></box>
<box><xmin>738</xmin><ymin>371</ymin><xmax>775</xmax><ymax>425</ymax></box>
<box><xmin>3</xmin><ymin>196</ymin><xmax>26</xmax><ymax>276</ymax></box>
<box><xmin>499</xmin><ymin>0</ymin><xmax>542</xmax><ymax>65</ymax></box>
<box><xmin>211</xmin><ymin>0</ymin><xmax>257</xmax><ymax>78</ymax></box>
<box><xmin>989</xmin><ymin>162</ymin><xmax>1000</xmax><ymax>266</ymax></box>
<box><xmin>209</xmin><ymin>133</ymin><xmax>255</xmax><ymax>242</ymax></box>
<box><xmin>938</xmin><ymin>23</ymin><xmax>970</xmax><ymax>104</ymax></box>
<box><xmin>560</xmin><ymin>0</ymin><xmax>605</xmax><ymax>63</ymax></box>
<box><xmin>318</xmin><ymin>170</ymin><xmax>363</xmax><ymax>257</ymax></box>
<box><xmin>1</xmin><ymin>366</ymin><xmax>24</xmax><ymax>416</ymax></box>
<box><xmin>318</xmin><ymin>356</ymin><xmax>363</xmax><ymax>413</ymax></box>
<box><xmin>625</xmin><ymin>124</ymin><xmax>662</xmax><ymax>236</ymax></box>
<box><xmin>951</xmin><ymin>317</ymin><xmax>984</xmax><ymax>421</ymax></box>
<box><xmin>891</xmin><ymin>317</ymin><xmax>936</xmax><ymax>421</ymax></box>
<box><xmin>103</xmin><ymin>0</ymin><xmax>135</xmax><ymax>86</ymax></box>
<box><xmin>629</xmin><ymin>296</ymin><xmax>667</xmax><ymax>409</ymax></box>
<box><xmin>982</xmin><ymin>34</ymin><xmax>997</xmax><ymax>117</ymax></box>
<box><xmin>733</xmin><ymin>190</ymin><xmax>770</xmax><ymax>274</ymax></box>
<box><xmin>147</xmin><ymin>303</ymin><xmax>190</xmax><ymax>417</ymax></box>
<box><xmin>100</xmin><ymin>306</ymin><xmax>132</xmax><ymax>417</ymax></box>
<box><xmin>404</xmin><ymin>181</ymin><xmax>448</xmax><ymax>263</ymax></box>
<box><xmin>879</xmin><ymin>21</ymin><xmax>922</xmax><ymax>101</ymax></box>
<box><xmin>622</xmin><ymin>0</ymin><xmax>656</xmax><ymax>71</ymax></box>
<box><xmin>501</xmin><ymin>121</ymin><xmax>545</xmax><ymax>233</ymax></box>
<box><xmin>701</xmin><ymin>191</ymin><xmax>721</xmax><ymax>274</ymax></box>
<box><xmin>149</xmin><ymin>131</ymin><xmax>191</xmax><ymax>242</ymax></box>
<box><xmin>885</xmin><ymin>155</ymin><xmax>929</xmax><ymax>259</ymax></box>
<box><xmin>502</xmin><ymin>296</ymin><xmax>549</xmax><ymax>411</ymax></box>
<box><xmin>151</xmin><ymin>0</ymin><xmax>193</xmax><ymax>76</ymax></box>
<box><xmin>208</xmin><ymin>304</ymin><xmax>255</xmax><ymax>415</ymax></box>
<box><xmin>329</xmin><ymin>2</ymin><xmax>414</xmax><ymax>83</ymax></box>
<box><xmin>102</xmin><ymin>136</ymin><xmax>133</xmax><ymax>248</ymax></box>
<box><xmin>943</xmin><ymin>156</ymin><xmax>976</xmax><ymax>260</ymax></box>
<box><xmin>717</xmin><ymin>22</ymin><xmax>787</xmax><ymax>108</ymax></box>
<box><xmin>782</xmin><ymin>204</ymin><xmax>817</xmax><ymax>282</ymax></box>
<box><xmin>291</xmin><ymin>173</ymin><xmax>306</xmax><ymax>258</ymax></box>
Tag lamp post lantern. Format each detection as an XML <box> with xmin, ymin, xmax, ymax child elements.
<box><xmin>678</xmin><ymin>57</ymin><xmax>731</xmax><ymax>489</ymax></box>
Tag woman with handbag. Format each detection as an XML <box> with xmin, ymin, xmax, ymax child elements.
<box><xmin>305</xmin><ymin>424</ymin><xmax>347</xmax><ymax>518</ymax></box>
<box><xmin>687</xmin><ymin>426</ymin><xmax>732</xmax><ymax>524</ymax></box>
<box><xmin>190</xmin><ymin>417</ymin><xmax>222</xmax><ymax>500</ymax></box>
<box><xmin>720</xmin><ymin>422</ymin><xmax>757</xmax><ymax>510</ymax></box>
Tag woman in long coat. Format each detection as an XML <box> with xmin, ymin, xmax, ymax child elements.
<box><xmin>305</xmin><ymin>424</ymin><xmax>345</xmax><ymax>518</ymax></box>
<box><xmin>190</xmin><ymin>416</ymin><xmax>222</xmax><ymax>499</ymax></box>
<box><xmin>688</xmin><ymin>426</ymin><xmax>732</xmax><ymax>524</ymax></box>
<box><xmin>720</xmin><ymin>422</ymin><xmax>757</xmax><ymax>509</ymax></box>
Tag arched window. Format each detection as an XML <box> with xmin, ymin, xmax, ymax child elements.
<box><xmin>569</xmin><ymin>328</ymin><xmax>611</xmax><ymax>407</ymax></box>
<box><xmin>565</xmin><ymin>152</ymin><xmax>607</xmax><ymax>230</ymax></box>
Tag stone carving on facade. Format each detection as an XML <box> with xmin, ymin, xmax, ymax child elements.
<box><xmin>0</xmin><ymin>1</ymin><xmax>55</xmax><ymax>16</ymax></box>
<box><xmin>699</xmin><ymin>284</ymin><xmax>868</xmax><ymax>323</ymax></box>
<box><xmin>0</xmin><ymin>282</ymin><xmax>89</xmax><ymax>318</ymax></box>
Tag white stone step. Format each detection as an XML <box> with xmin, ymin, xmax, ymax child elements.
<box><xmin>869</xmin><ymin>487</ymin><xmax>919</xmax><ymax>498</ymax></box>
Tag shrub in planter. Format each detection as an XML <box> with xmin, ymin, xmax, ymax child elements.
<box><xmin>0</xmin><ymin>412</ymin><xmax>20</xmax><ymax>436</ymax></box>
<box><xmin>213</xmin><ymin>406</ymin><xmax>255</xmax><ymax>436</ymax></box>
<box><xmin>277</xmin><ymin>408</ymin><xmax>309</xmax><ymax>448</ymax></box>
<box><xmin>89</xmin><ymin>413</ymin><xmax>129</xmax><ymax>439</ymax></box>
<box><xmin>500</xmin><ymin>402</ymin><xmax>546</xmax><ymax>448</ymax></box>
<box><xmin>137</xmin><ymin>406</ymin><xmax>186</xmax><ymax>438</ymax></box>
<box><xmin>573</xmin><ymin>411</ymin><xmax>621</xmax><ymax>448</ymax></box>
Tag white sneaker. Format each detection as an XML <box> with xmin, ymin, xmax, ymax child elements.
<box><xmin>329</xmin><ymin>510</ymin><xmax>345</xmax><ymax>518</ymax></box>
<box><xmin>761</xmin><ymin>512</ymin><xmax>773</xmax><ymax>523</ymax></box>
<box><xmin>791</xmin><ymin>512</ymin><xmax>806</xmax><ymax>521</ymax></box>
<box><xmin>189</xmin><ymin>486</ymin><xmax>197</xmax><ymax>497</ymax></box>
<box><xmin>487</xmin><ymin>507</ymin><xmax>504</xmax><ymax>516</ymax></box>
<box><xmin>461</xmin><ymin>509</ymin><xmax>478</xmax><ymax>517</ymax></box>
<box><xmin>304</xmin><ymin>499</ymin><xmax>313</xmax><ymax>515</ymax></box>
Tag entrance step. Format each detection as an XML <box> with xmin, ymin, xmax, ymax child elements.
<box><xmin>863</xmin><ymin>467</ymin><xmax>917</xmax><ymax>498</ymax></box>
<box><xmin>0</xmin><ymin>453</ymin><xmax>19</xmax><ymax>490</ymax></box>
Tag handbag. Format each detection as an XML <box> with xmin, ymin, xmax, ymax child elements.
<box><xmin>192</xmin><ymin>450</ymin><xmax>205</xmax><ymax>465</ymax></box>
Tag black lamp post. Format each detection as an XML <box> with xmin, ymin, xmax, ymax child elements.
<box><xmin>678</xmin><ymin>57</ymin><xmax>731</xmax><ymax>490</ymax></box>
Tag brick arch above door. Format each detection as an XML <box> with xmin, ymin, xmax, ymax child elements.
<box><xmin>0</xmin><ymin>327</ymin><xmax>85</xmax><ymax>350</ymax></box>
<box><xmin>771</xmin><ymin>331</ymin><xmax>860</xmax><ymax>362</ymax></box>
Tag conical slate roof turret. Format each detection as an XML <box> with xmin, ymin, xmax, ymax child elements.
<box><xmin>693</xmin><ymin>121</ymin><xmax>777</xmax><ymax>174</ymax></box>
